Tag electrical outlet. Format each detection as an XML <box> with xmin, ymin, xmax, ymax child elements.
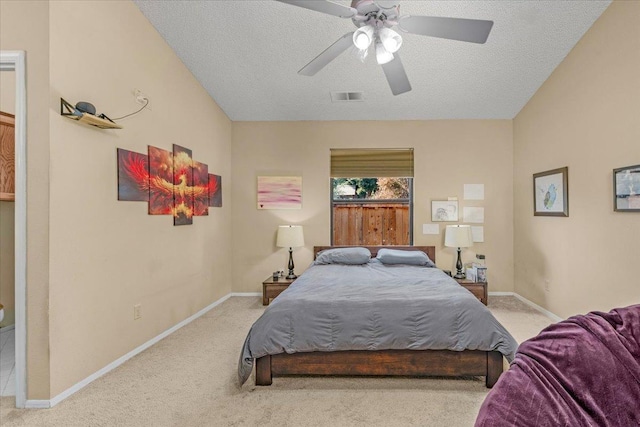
<box><xmin>133</xmin><ymin>304</ymin><xmax>142</xmax><ymax>320</ymax></box>
<box><xmin>133</xmin><ymin>89</ymin><xmax>151</xmax><ymax>110</ymax></box>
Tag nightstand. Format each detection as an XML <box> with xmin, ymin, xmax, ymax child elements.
<box><xmin>262</xmin><ymin>276</ymin><xmax>296</xmax><ymax>306</ymax></box>
<box><xmin>455</xmin><ymin>279</ymin><xmax>488</xmax><ymax>306</ymax></box>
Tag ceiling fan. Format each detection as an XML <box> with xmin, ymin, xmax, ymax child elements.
<box><xmin>276</xmin><ymin>0</ymin><xmax>494</xmax><ymax>96</ymax></box>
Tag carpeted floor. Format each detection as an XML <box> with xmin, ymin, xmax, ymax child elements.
<box><xmin>0</xmin><ymin>296</ymin><xmax>554</xmax><ymax>427</ymax></box>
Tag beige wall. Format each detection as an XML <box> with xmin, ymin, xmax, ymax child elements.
<box><xmin>232</xmin><ymin>121</ymin><xmax>514</xmax><ymax>293</ymax></box>
<box><xmin>46</xmin><ymin>0</ymin><xmax>232</xmax><ymax>397</ymax></box>
<box><xmin>0</xmin><ymin>71</ymin><xmax>16</xmax><ymax>327</ymax></box>
<box><xmin>1</xmin><ymin>0</ymin><xmax>52</xmax><ymax>399</ymax></box>
<box><xmin>513</xmin><ymin>0</ymin><xmax>640</xmax><ymax>318</ymax></box>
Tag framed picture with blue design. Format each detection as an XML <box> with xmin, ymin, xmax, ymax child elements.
<box><xmin>533</xmin><ymin>167</ymin><xmax>568</xmax><ymax>217</ymax></box>
<box><xmin>613</xmin><ymin>164</ymin><xmax>640</xmax><ymax>212</ymax></box>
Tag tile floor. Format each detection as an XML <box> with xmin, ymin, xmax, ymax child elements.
<box><xmin>0</xmin><ymin>327</ymin><xmax>15</xmax><ymax>396</ymax></box>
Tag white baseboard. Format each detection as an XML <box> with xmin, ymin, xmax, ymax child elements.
<box><xmin>512</xmin><ymin>293</ymin><xmax>563</xmax><ymax>323</ymax></box>
<box><xmin>26</xmin><ymin>292</ymin><xmax>237</xmax><ymax>409</ymax></box>
<box><xmin>24</xmin><ymin>400</ymin><xmax>50</xmax><ymax>409</ymax></box>
<box><xmin>230</xmin><ymin>292</ymin><xmax>261</xmax><ymax>297</ymax></box>
<box><xmin>489</xmin><ymin>291</ymin><xmax>563</xmax><ymax>322</ymax></box>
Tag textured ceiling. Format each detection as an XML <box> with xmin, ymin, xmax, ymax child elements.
<box><xmin>134</xmin><ymin>0</ymin><xmax>611</xmax><ymax>121</ymax></box>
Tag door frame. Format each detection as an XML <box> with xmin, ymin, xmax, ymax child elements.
<box><xmin>1</xmin><ymin>51</ymin><xmax>27</xmax><ymax>408</ymax></box>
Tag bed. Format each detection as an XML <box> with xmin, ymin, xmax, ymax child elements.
<box><xmin>238</xmin><ymin>246</ymin><xmax>517</xmax><ymax>388</ymax></box>
<box><xmin>475</xmin><ymin>304</ymin><xmax>640</xmax><ymax>426</ymax></box>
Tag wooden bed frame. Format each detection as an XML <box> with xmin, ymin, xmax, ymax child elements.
<box><xmin>254</xmin><ymin>245</ymin><xmax>504</xmax><ymax>388</ymax></box>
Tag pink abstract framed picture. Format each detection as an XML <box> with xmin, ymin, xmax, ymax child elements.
<box><xmin>257</xmin><ymin>176</ymin><xmax>302</xmax><ymax>209</ymax></box>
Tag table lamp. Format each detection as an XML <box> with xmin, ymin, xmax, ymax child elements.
<box><xmin>276</xmin><ymin>225</ymin><xmax>305</xmax><ymax>279</ymax></box>
<box><xmin>444</xmin><ymin>225</ymin><xmax>473</xmax><ymax>279</ymax></box>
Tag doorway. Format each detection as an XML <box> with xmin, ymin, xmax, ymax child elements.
<box><xmin>0</xmin><ymin>95</ymin><xmax>16</xmax><ymax>396</ymax></box>
<box><xmin>0</xmin><ymin>51</ymin><xmax>27</xmax><ymax>408</ymax></box>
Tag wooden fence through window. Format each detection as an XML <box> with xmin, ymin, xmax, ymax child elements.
<box><xmin>332</xmin><ymin>203</ymin><xmax>410</xmax><ymax>246</ymax></box>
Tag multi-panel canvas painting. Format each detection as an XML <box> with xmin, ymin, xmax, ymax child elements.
<box><xmin>117</xmin><ymin>145</ymin><xmax>222</xmax><ymax>226</ymax></box>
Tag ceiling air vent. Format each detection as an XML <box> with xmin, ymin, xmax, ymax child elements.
<box><xmin>331</xmin><ymin>92</ymin><xmax>364</xmax><ymax>102</ymax></box>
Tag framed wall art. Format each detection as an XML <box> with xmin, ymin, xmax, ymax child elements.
<box><xmin>257</xmin><ymin>176</ymin><xmax>302</xmax><ymax>209</ymax></box>
<box><xmin>613</xmin><ymin>164</ymin><xmax>640</xmax><ymax>212</ymax></box>
<box><xmin>533</xmin><ymin>167</ymin><xmax>568</xmax><ymax>217</ymax></box>
<box><xmin>431</xmin><ymin>200</ymin><xmax>459</xmax><ymax>222</ymax></box>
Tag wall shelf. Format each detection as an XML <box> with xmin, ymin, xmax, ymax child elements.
<box><xmin>60</xmin><ymin>98</ymin><xmax>123</xmax><ymax>130</ymax></box>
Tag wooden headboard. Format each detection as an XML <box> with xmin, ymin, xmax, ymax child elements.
<box><xmin>313</xmin><ymin>246</ymin><xmax>436</xmax><ymax>263</ymax></box>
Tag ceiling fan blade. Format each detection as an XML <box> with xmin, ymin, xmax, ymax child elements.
<box><xmin>381</xmin><ymin>53</ymin><xmax>411</xmax><ymax>96</ymax></box>
<box><xmin>299</xmin><ymin>32</ymin><xmax>355</xmax><ymax>76</ymax></box>
<box><xmin>398</xmin><ymin>16</ymin><xmax>494</xmax><ymax>44</ymax></box>
<box><xmin>275</xmin><ymin>0</ymin><xmax>357</xmax><ymax>18</ymax></box>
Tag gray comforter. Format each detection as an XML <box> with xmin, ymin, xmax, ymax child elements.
<box><xmin>238</xmin><ymin>260</ymin><xmax>517</xmax><ymax>384</ymax></box>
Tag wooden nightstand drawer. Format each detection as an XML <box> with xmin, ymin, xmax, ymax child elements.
<box><xmin>262</xmin><ymin>276</ymin><xmax>296</xmax><ymax>306</ymax></box>
<box><xmin>455</xmin><ymin>279</ymin><xmax>488</xmax><ymax>305</ymax></box>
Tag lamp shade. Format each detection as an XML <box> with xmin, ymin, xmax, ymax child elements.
<box><xmin>276</xmin><ymin>225</ymin><xmax>304</xmax><ymax>248</ymax></box>
<box><xmin>444</xmin><ymin>225</ymin><xmax>473</xmax><ymax>248</ymax></box>
<box><xmin>353</xmin><ymin>25</ymin><xmax>375</xmax><ymax>50</ymax></box>
<box><xmin>375</xmin><ymin>41</ymin><xmax>394</xmax><ymax>65</ymax></box>
<box><xmin>379</xmin><ymin>27</ymin><xmax>403</xmax><ymax>53</ymax></box>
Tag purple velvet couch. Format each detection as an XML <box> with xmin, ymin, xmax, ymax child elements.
<box><xmin>476</xmin><ymin>304</ymin><xmax>640</xmax><ymax>426</ymax></box>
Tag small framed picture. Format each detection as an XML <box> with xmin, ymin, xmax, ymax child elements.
<box><xmin>613</xmin><ymin>164</ymin><xmax>640</xmax><ymax>212</ymax></box>
<box><xmin>431</xmin><ymin>200</ymin><xmax>459</xmax><ymax>222</ymax></box>
<box><xmin>476</xmin><ymin>267</ymin><xmax>487</xmax><ymax>283</ymax></box>
<box><xmin>533</xmin><ymin>167</ymin><xmax>568</xmax><ymax>217</ymax></box>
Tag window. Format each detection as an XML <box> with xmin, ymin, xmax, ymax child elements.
<box><xmin>330</xmin><ymin>149</ymin><xmax>414</xmax><ymax>246</ymax></box>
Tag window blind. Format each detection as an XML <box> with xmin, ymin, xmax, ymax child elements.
<box><xmin>330</xmin><ymin>148</ymin><xmax>414</xmax><ymax>178</ymax></box>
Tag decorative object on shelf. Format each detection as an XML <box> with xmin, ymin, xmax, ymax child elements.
<box><xmin>613</xmin><ymin>164</ymin><xmax>640</xmax><ymax>212</ymax></box>
<box><xmin>60</xmin><ymin>98</ymin><xmax>122</xmax><ymax>129</ymax></box>
<box><xmin>276</xmin><ymin>225</ymin><xmax>305</xmax><ymax>279</ymax></box>
<box><xmin>445</xmin><ymin>225</ymin><xmax>473</xmax><ymax>279</ymax></box>
<box><xmin>117</xmin><ymin>144</ymin><xmax>222</xmax><ymax>225</ymax></box>
<box><xmin>533</xmin><ymin>167</ymin><xmax>568</xmax><ymax>217</ymax></box>
<box><xmin>431</xmin><ymin>200</ymin><xmax>459</xmax><ymax>222</ymax></box>
<box><xmin>257</xmin><ymin>176</ymin><xmax>302</xmax><ymax>209</ymax></box>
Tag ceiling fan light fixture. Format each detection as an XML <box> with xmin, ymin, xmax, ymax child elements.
<box><xmin>353</xmin><ymin>25</ymin><xmax>375</xmax><ymax>50</ymax></box>
<box><xmin>375</xmin><ymin>41</ymin><xmax>394</xmax><ymax>65</ymax></box>
<box><xmin>379</xmin><ymin>27</ymin><xmax>403</xmax><ymax>53</ymax></box>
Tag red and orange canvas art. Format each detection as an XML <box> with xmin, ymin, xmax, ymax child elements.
<box><xmin>148</xmin><ymin>146</ymin><xmax>174</xmax><ymax>215</ymax></box>
<box><xmin>193</xmin><ymin>161</ymin><xmax>209</xmax><ymax>216</ymax></box>
<box><xmin>118</xmin><ymin>144</ymin><xmax>219</xmax><ymax>225</ymax></box>
<box><xmin>173</xmin><ymin>144</ymin><xmax>194</xmax><ymax>225</ymax></box>
<box><xmin>117</xmin><ymin>148</ymin><xmax>149</xmax><ymax>201</ymax></box>
<box><xmin>209</xmin><ymin>174</ymin><xmax>222</xmax><ymax>207</ymax></box>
